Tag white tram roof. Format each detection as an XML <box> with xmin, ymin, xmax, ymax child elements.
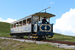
<box><xmin>32</xmin><ymin>12</ymin><xmax>55</xmax><ymax>18</ymax></box>
<box><xmin>11</xmin><ymin>12</ymin><xmax>55</xmax><ymax>24</ymax></box>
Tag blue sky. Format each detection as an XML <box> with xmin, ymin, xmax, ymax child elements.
<box><xmin>0</xmin><ymin>0</ymin><xmax>75</xmax><ymax>23</ymax></box>
<box><xmin>0</xmin><ymin>0</ymin><xmax>75</xmax><ymax>36</ymax></box>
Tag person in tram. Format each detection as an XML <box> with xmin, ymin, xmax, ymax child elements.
<box><xmin>42</xmin><ymin>17</ymin><xmax>47</xmax><ymax>24</ymax></box>
<box><xmin>16</xmin><ymin>24</ymin><xmax>18</xmax><ymax>27</ymax></box>
<box><xmin>19</xmin><ymin>24</ymin><xmax>22</xmax><ymax>26</ymax></box>
<box><xmin>14</xmin><ymin>26</ymin><xmax>16</xmax><ymax>28</ymax></box>
<box><xmin>26</xmin><ymin>21</ymin><xmax>30</xmax><ymax>25</ymax></box>
<box><xmin>23</xmin><ymin>23</ymin><xmax>25</xmax><ymax>25</ymax></box>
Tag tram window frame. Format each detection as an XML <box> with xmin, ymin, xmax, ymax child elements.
<box><xmin>23</xmin><ymin>20</ymin><xmax>26</xmax><ymax>25</ymax></box>
<box><xmin>19</xmin><ymin>21</ymin><xmax>22</xmax><ymax>27</ymax></box>
<box><xmin>11</xmin><ymin>24</ymin><xmax>13</xmax><ymax>28</ymax></box>
<box><xmin>16</xmin><ymin>22</ymin><xmax>19</xmax><ymax>27</ymax></box>
<box><xmin>32</xmin><ymin>16</ymin><xmax>39</xmax><ymax>24</ymax></box>
<box><xmin>14</xmin><ymin>23</ymin><xmax>16</xmax><ymax>28</ymax></box>
<box><xmin>27</xmin><ymin>18</ymin><xmax>31</xmax><ymax>24</ymax></box>
<box><xmin>46</xmin><ymin>17</ymin><xmax>50</xmax><ymax>23</ymax></box>
<box><xmin>40</xmin><ymin>17</ymin><xmax>50</xmax><ymax>23</ymax></box>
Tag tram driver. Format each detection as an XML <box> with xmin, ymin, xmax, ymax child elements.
<box><xmin>42</xmin><ymin>17</ymin><xmax>47</xmax><ymax>24</ymax></box>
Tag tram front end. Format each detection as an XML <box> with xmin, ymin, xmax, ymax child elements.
<box><xmin>36</xmin><ymin>23</ymin><xmax>54</xmax><ymax>39</ymax></box>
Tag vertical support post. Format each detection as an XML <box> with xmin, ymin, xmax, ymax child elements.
<box><xmin>45</xmin><ymin>9</ymin><xmax>46</xmax><ymax>13</ymax></box>
<box><xmin>31</xmin><ymin>16</ymin><xmax>33</xmax><ymax>24</ymax></box>
<box><xmin>37</xmin><ymin>16</ymin><xmax>39</xmax><ymax>32</ymax></box>
<box><xmin>10</xmin><ymin>24</ymin><xmax>11</xmax><ymax>28</ymax></box>
<box><xmin>13</xmin><ymin>23</ymin><xmax>14</xmax><ymax>28</ymax></box>
<box><xmin>10</xmin><ymin>24</ymin><xmax>11</xmax><ymax>34</ymax></box>
<box><xmin>26</xmin><ymin>19</ymin><xmax>27</xmax><ymax>24</ymax></box>
<box><xmin>18</xmin><ymin>22</ymin><xmax>19</xmax><ymax>27</ymax></box>
<box><xmin>22</xmin><ymin>20</ymin><xmax>23</xmax><ymax>26</ymax></box>
<box><xmin>49</xmin><ymin>18</ymin><xmax>50</xmax><ymax>24</ymax></box>
<box><xmin>39</xmin><ymin>15</ymin><xmax>40</xmax><ymax>21</ymax></box>
<box><xmin>18</xmin><ymin>22</ymin><xmax>19</xmax><ymax>33</ymax></box>
<box><xmin>31</xmin><ymin>16</ymin><xmax>33</xmax><ymax>33</ymax></box>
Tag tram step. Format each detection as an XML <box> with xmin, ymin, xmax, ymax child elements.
<box><xmin>52</xmin><ymin>37</ymin><xmax>54</xmax><ymax>38</ymax></box>
<box><xmin>32</xmin><ymin>36</ymin><xmax>38</xmax><ymax>38</ymax></box>
<box><xmin>33</xmin><ymin>34</ymin><xmax>37</xmax><ymax>35</ymax></box>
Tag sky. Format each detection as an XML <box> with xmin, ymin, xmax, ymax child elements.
<box><xmin>0</xmin><ymin>0</ymin><xmax>75</xmax><ymax>36</ymax></box>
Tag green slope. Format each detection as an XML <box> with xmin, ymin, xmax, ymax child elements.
<box><xmin>48</xmin><ymin>33</ymin><xmax>75</xmax><ymax>42</ymax></box>
<box><xmin>0</xmin><ymin>22</ymin><xmax>10</xmax><ymax>37</ymax></box>
<box><xmin>0</xmin><ymin>22</ymin><xmax>75</xmax><ymax>42</ymax></box>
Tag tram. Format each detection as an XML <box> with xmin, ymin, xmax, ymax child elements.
<box><xmin>10</xmin><ymin>7</ymin><xmax>55</xmax><ymax>40</ymax></box>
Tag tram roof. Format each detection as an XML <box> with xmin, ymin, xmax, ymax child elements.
<box><xmin>11</xmin><ymin>12</ymin><xmax>55</xmax><ymax>24</ymax></box>
<box><xmin>32</xmin><ymin>12</ymin><xmax>55</xmax><ymax>18</ymax></box>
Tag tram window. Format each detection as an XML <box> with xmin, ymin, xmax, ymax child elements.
<box><xmin>46</xmin><ymin>18</ymin><xmax>50</xmax><ymax>23</ymax></box>
<box><xmin>14</xmin><ymin>23</ymin><xmax>16</xmax><ymax>28</ymax></box>
<box><xmin>19</xmin><ymin>21</ymin><xmax>22</xmax><ymax>26</ymax></box>
<box><xmin>16</xmin><ymin>22</ymin><xmax>18</xmax><ymax>27</ymax></box>
<box><xmin>40</xmin><ymin>17</ymin><xmax>43</xmax><ymax>21</ymax></box>
<box><xmin>40</xmin><ymin>17</ymin><xmax>50</xmax><ymax>23</ymax></box>
<box><xmin>33</xmin><ymin>16</ymin><xmax>39</xmax><ymax>24</ymax></box>
<box><xmin>27</xmin><ymin>18</ymin><xmax>31</xmax><ymax>24</ymax></box>
<box><xmin>11</xmin><ymin>24</ymin><xmax>13</xmax><ymax>28</ymax></box>
<box><xmin>23</xmin><ymin>20</ymin><xmax>26</xmax><ymax>25</ymax></box>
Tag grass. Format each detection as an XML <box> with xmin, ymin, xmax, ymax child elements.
<box><xmin>0</xmin><ymin>22</ymin><xmax>75</xmax><ymax>42</ymax></box>
<box><xmin>0</xmin><ymin>22</ymin><xmax>10</xmax><ymax>37</ymax></box>
<box><xmin>0</xmin><ymin>39</ymin><xmax>73</xmax><ymax>50</ymax></box>
<box><xmin>48</xmin><ymin>33</ymin><xmax>75</xmax><ymax>42</ymax></box>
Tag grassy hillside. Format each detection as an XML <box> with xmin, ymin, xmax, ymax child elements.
<box><xmin>48</xmin><ymin>33</ymin><xmax>75</xmax><ymax>42</ymax></box>
<box><xmin>0</xmin><ymin>22</ymin><xmax>10</xmax><ymax>37</ymax></box>
<box><xmin>0</xmin><ymin>22</ymin><xmax>75</xmax><ymax>42</ymax></box>
<box><xmin>0</xmin><ymin>39</ymin><xmax>73</xmax><ymax>50</ymax></box>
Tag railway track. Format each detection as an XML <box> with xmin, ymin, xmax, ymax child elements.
<box><xmin>42</xmin><ymin>39</ymin><xmax>75</xmax><ymax>45</ymax></box>
<box><xmin>0</xmin><ymin>37</ymin><xmax>75</xmax><ymax>45</ymax></box>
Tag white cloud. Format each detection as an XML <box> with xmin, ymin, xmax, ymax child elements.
<box><xmin>0</xmin><ymin>18</ymin><xmax>16</xmax><ymax>23</ymax></box>
<box><xmin>54</xmin><ymin>8</ymin><xmax>75</xmax><ymax>36</ymax></box>
<box><xmin>50</xmin><ymin>2</ymin><xmax>54</xmax><ymax>4</ymax></box>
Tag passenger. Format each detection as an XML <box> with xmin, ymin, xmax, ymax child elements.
<box><xmin>14</xmin><ymin>26</ymin><xmax>16</xmax><ymax>28</ymax></box>
<box><xmin>23</xmin><ymin>23</ymin><xmax>25</xmax><ymax>25</ymax></box>
<box><xmin>17</xmin><ymin>25</ymin><xmax>18</xmax><ymax>27</ymax></box>
<box><xmin>16</xmin><ymin>24</ymin><xmax>18</xmax><ymax>27</ymax></box>
<box><xmin>20</xmin><ymin>24</ymin><xmax>22</xmax><ymax>26</ymax></box>
<box><xmin>42</xmin><ymin>17</ymin><xmax>47</xmax><ymax>24</ymax></box>
<box><xmin>19</xmin><ymin>24</ymin><xmax>22</xmax><ymax>26</ymax></box>
<box><xmin>26</xmin><ymin>21</ymin><xmax>30</xmax><ymax>25</ymax></box>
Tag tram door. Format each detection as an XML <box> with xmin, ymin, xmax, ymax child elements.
<box><xmin>32</xmin><ymin>16</ymin><xmax>39</xmax><ymax>33</ymax></box>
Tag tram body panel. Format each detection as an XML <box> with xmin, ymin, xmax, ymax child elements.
<box><xmin>22</xmin><ymin>24</ymin><xmax>31</xmax><ymax>32</ymax></box>
<box><xmin>11</xmin><ymin>24</ymin><xmax>31</xmax><ymax>33</ymax></box>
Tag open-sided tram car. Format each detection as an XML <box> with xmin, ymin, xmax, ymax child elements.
<box><xmin>10</xmin><ymin>12</ymin><xmax>55</xmax><ymax>40</ymax></box>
